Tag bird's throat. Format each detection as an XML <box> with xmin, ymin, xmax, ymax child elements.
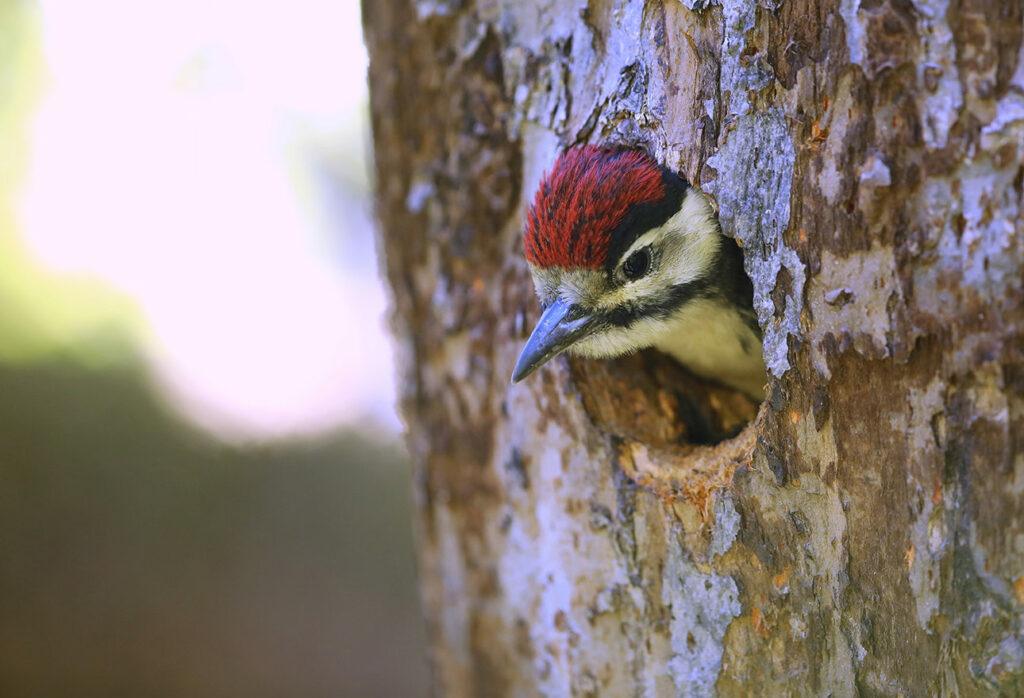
<box><xmin>653</xmin><ymin>298</ymin><xmax>767</xmax><ymax>400</ymax></box>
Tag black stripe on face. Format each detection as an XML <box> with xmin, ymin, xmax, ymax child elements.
<box><xmin>600</xmin><ymin>277</ymin><xmax>714</xmax><ymax>328</ymax></box>
<box><xmin>603</xmin><ymin>167</ymin><xmax>689</xmax><ymax>273</ymax></box>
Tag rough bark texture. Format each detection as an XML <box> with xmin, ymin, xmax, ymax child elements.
<box><xmin>364</xmin><ymin>0</ymin><xmax>1024</xmax><ymax>695</ymax></box>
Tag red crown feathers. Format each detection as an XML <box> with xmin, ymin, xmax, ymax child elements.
<box><xmin>523</xmin><ymin>145</ymin><xmax>665</xmax><ymax>269</ymax></box>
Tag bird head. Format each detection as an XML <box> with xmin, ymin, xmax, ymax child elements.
<box><xmin>511</xmin><ymin>145</ymin><xmax>723</xmax><ymax>383</ymax></box>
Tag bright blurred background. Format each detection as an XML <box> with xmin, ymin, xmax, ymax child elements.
<box><xmin>0</xmin><ymin>0</ymin><xmax>428</xmax><ymax>695</ymax></box>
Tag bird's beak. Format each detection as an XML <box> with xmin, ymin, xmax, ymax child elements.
<box><xmin>511</xmin><ymin>298</ymin><xmax>600</xmax><ymax>384</ymax></box>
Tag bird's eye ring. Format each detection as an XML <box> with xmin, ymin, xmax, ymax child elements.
<box><xmin>622</xmin><ymin>248</ymin><xmax>652</xmax><ymax>280</ymax></box>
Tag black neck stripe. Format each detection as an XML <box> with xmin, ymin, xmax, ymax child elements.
<box><xmin>600</xmin><ymin>277</ymin><xmax>714</xmax><ymax>328</ymax></box>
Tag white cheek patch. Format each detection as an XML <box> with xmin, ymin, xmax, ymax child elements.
<box><xmin>595</xmin><ymin>188</ymin><xmax>720</xmax><ymax>310</ymax></box>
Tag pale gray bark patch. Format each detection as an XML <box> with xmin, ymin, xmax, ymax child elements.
<box><xmin>662</xmin><ymin>535</ymin><xmax>741</xmax><ymax>697</ymax></box>
<box><xmin>678</xmin><ymin>0</ymin><xmax>717</xmax><ymax>12</ymax></box>
<box><xmin>807</xmin><ymin>245</ymin><xmax>900</xmax><ymax>376</ymax></box>
<box><xmin>703</xmin><ymin>0</ymin><xmax>802</xmax><ymax>378</ymax></box>
<box><xmin>705</xmin><ymin>108</ymin><xmax>802</xmax><ymax>378</ymax></box>
<box><xmin>718</xmin><ymin>0</ymin><xmax>770</xmax><ymax>117</ymax></box>
<box><xmin>839</xmin><ymin>0</ymin><xmax>867</xmax><ymax>65</ymax></box>
<box><xmin>896</xmin><ymin>376</ymin><xmax>948</xmax><ymax>629</ymax></box>
<box><xmin>415</xmin><ymin>0</ymin><xmax>462</xmax><ymax>20</ymax></box>
<box><xmin>912</xmin><ymin>0</ymin><xmax>962</xmax><ymax>149</ymax></box>
<box><xmin>709</xmin><ymin>491</ymin><xmax>740</xmax><ymax>559</ymax></box>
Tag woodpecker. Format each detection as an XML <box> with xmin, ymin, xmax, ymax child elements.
<box><xmin>511</xmin><ymin>145</ymin><xmax>767</xmax><ymax>400</ymax></box>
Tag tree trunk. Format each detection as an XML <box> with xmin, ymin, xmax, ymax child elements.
<box><xmin>364</xmin><ymin>0</ymin><xmax>1024</xmax><ymax>694</ymax></box>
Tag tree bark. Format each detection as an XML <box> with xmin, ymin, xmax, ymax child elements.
<box><xmin>364</xmin><ymin>0</ymin><xmax>1024</xmax><ymax>695</ymax></box>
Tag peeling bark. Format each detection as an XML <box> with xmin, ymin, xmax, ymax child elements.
<box><xmin>364</xmin><ymin>0</ymin><xmax>1024</xmax><ymax>694</ymax></box>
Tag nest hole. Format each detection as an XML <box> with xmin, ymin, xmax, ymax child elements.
<box><xmin>570</xmin><ymin>349</ymin><xmax>764</xmax><ymax>507</ymax></box>
<box><xmin>570</xmin><ymin>349</ymin><xmax>760</xmax><ymax>447</ymax></box>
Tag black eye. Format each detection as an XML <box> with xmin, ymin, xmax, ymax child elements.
<box><xmin>622</xmin><ymin>248</ymin><xmax>652</xmax><ymax>280</ymax></box>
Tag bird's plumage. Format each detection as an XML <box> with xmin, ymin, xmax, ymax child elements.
<box><xmin>524</xmin><ymin>145</ymin><xmax>683</xmax><ymax>270</ymax></box>
<box><xmin>513</xmin><ymin>145</ymin><xmax>767</xmax><ymax>399</ymax></box>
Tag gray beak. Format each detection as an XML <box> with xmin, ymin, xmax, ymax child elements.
<box><xmin>511</xmin><ymin>298</ymin><xmax>601</xmax><ymax>384</ymax></box>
